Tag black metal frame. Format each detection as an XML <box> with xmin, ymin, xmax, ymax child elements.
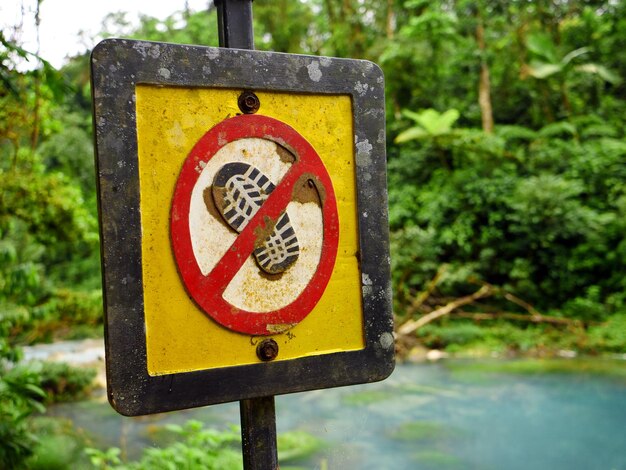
<box><xmin>91</xmin><ymin>38</ymin><xmax>394</xmax><ymax>416</ymax></box>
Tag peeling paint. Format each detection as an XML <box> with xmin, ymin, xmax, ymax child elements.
<box><xmin>356</xmin><ymin>139</ymin><xmax>373</xmax><ymax>167</ymax></box>
<box><xmin>132</xmin><ymin>42</ymin><xmax>150</xmax><ymax>58</ymax></box>
<box><xmin>223</xmin><ymin>201</ymin><xmax>323</xmax><ymax>312</ymax></box>
<box><xmin>307</xmin><ymin>61</ymin><xmax>322</xmax><ymax>82</ymax></box>
<box><xmin>206</xmin><ymin>48</ymin><xmax>220</xmax><ymax>59</ymax></box>
<box><xmin>266</xmin><ymin>323</ymin><xmax>297</xmax><ymax>334</ymax></box>
<box><xmin>355</xmin><ymin>81</ymin><xmax>369</xmax><ymax>97</ymax></box>
<box><xmin>217</xmin><ymin>131</ymin><xmax>228</xmax><ymax>147</ymax></box>
<box><xmin>189</xmin><ymin>138</ymin><xmax>292</xmax><ymax>276</ymax></box>
<box><xmin>364</xmin><ymin>108</ymin><xmax>384</xmax><ymax>118</ymax></box>
<box><xmin>379</xmin><ymin>332</ymin><xmax>394</xmax><ymax>350</ymax></box>
<box><xmin>93</xmin><ymin>40</ymin><xmax>391</xmax><ymax>413</ymax></box>
<box><xmin>158</xmin><ymin>67</ymin><xmax>171</xmax><ymax>79</ymax></box>
<box><xmin>194</xmin><ymin>161</ymin><xmax>207</xmax><ymax>174</ymax></box>
<box><xmin>149</xmin><ymin>45</ymin><xmax>161</xmax><ymax>59</ymax></box>
<box><xmin>167</xmin><ymin>121</ymin><xmax>186</xmax><ymax>151</ymax></box>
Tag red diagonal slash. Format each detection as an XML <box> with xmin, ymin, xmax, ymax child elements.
<box><xmin>205</xmin><ymin>160</ymin><xmax>312</xmax><ymax>294</ymax></box>
<box><xmin>171</xmin><ymin>114</ymin><xmax>339</xmax><ymax>335</ymax></box>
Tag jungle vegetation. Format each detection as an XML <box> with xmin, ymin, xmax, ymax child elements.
<box><xmin>1</xmin><ymin>0</ymin><xmax>625</xmax><ymax>467</ymax></box>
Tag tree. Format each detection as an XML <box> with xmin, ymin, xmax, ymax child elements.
<box><xmin>523</xmin><ymin>31</ymin><xmax>621</xmax><ymax>116</ymax></box>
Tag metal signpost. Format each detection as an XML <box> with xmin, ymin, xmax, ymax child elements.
<box><xmin>91</xmin><ymin>0</ymin><xmax>393</xmax><ymax>468</ymax></box>
<box><xmin>216</xmin><ymin>3</ymin><xmax>277</xmax><ymax>466</ymax></box>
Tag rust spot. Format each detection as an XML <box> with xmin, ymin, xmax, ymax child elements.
<box><xmin>256</xmin><ymin>338</ymin><xmax>279</xmax><ymax>361</ymax></box>
<box><xmin>258</xmin><ymin>269</ymin><xmax>285</xmax><ymax>281</ymax></box>
<box><xmin>203</xmin><ymin>185</ymin><xmax>230</xmax><ymax>230</ymax></box>
<box><xmin>275</xmin><ymin>144</ymin><xmax>296</xmax><ymax>164</ymax></box>
<box><xmin>292</xmin><ymin>173</ymin><xmax>324</xmax><ymax>205</ymax></box>
<box><xmin>238</xmin><ymin>91</ymin><xmax>261</xmax><ymax>114</ymax></box>
<box><xmin>253</xmin><ymin>215</ymin><xmax>280</xmax><ymax>249</ymax></box>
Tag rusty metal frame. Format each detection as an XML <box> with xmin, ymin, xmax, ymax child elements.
<box><xmin>91</xmin><ymin>38</ymin><xmax>394</xmax><ymax>416</ymax></box>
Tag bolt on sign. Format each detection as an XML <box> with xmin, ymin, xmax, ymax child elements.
<box><xmin>91</xmin><ymin>39</ymin><xmax>394</xmax><ymax>416</ymax></box>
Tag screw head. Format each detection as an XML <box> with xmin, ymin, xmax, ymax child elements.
<box><xmin>256</xmin><ymin>339</ymin><xmax>279</xmax><ymax>361</ymax></box>
<box><xmin>238</xmin><ymin>91</ymin><xmax>260</xmax><ymax>114</ymax></box>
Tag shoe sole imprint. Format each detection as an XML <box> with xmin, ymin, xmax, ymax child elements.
<box><xmin>212</xmin><ymin>162</ymin><xmax>299</xmax><ymax>274</ymax></box>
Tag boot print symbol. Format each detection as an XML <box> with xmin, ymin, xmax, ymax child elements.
<box><xmin>211</xmin><ymin>162</ymin><xmax>300</xmax><ymax>274</ymax></box>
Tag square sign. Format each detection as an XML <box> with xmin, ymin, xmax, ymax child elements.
<box><xmin>91</xmin><ymin>39</ymin><xmax>394</xmax><ymax>416</ymax></box>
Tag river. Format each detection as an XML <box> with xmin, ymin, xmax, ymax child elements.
<box><xmin>43</xmin><ymin>355</ymin><xmax>626</xmax><ymax>470</ymax></box>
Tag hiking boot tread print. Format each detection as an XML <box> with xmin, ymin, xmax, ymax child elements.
<box><xmin>212</xmin><ymin>162</ymin><xmax>300</xmax><ymax>275</ymax></box>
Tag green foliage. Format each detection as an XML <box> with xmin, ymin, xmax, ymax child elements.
<box><xmin>254</xmin><ymin>0</ymin><xmax>316</xmax><ymax>53</ymax></box>
<box><xmin>0</xmin><ymin>0</ymin><xmax>624</xmax><ymax>422</ymax></box>
<box><xmin>278</xmin><ymin>430</ymin><xmax>324</xmax><ymax>463</ymax></box>
<box><xmin>418</xmin><ymin>322</ymin><xmax>486</xmax><ymax>350</ymax></box>
<box><xmin>495</xmin><ymin>125</ymin><xmax>537</xmax><ymax>142</ymax></box>
<box><xmin>587</xmin><ymin>314</ymin><xmax>626</xmax><ymax>353</ymax></box>
<box><xmin>34</xmin><ymin>361</ymin><xmax>97</xmax><ymax>403</ymax></box>
<box><xmin>537</xmin><ymin>121</ymin><xmax>577</xmax><ymax>138</ymax></box>
<box><xmin>0</xmin><ymin>33</ymin><xmax>100</xmax><ymax>460</ymax></box>
<box><xmin>0</xmin><ymin>363</ymin><xmax>46</xmax><ymax>469</ymax></box>
<box><xmin>417</xmin><ymin>320</ymin><xmax>585</xmax><ymax>355</ymax></box>
<box><xmin>38</xmin><ymin>111</ymin><xmax>95</xmax><ymax>195</ymax></box>
<box><xmin>0</xmin><ymin>166</ymin><xmax>96</xmax><ymax>249</ymax></box>
<box><xmin>1</xmin><ymin>4</ymin><xmax>102</xmax><ymax>348</ymax></box>
<box><xmin>25</xmin><ymin>417</ymin><xmax>93</xmax><ymax>470</ymax></box>
<box><xmin>127</xmin><ymin>10</ymin><xmax>220</xmax><ymax>48</ymax></box>
<box><xmin>0</xmin><ymin>3</ymin><xmax>625</xmax><ymax>467</ymax></box>
<box><xmin>0</xmin><ymin>94</ymin><xmax>100</xmax><ymax>343</ymax></box>
<box><xmin>85</xmin><ymin>447</ymin><xmax>122</xmax><ymax>469</ymax></box>
<box><xmin>86</xmin><ymin>421</ymin><xmax>325</xmax><ymax>469</ymax></box>
<box><xmin>0</xmin><ymin>358</ymin><xmax>94</xmax><ymax>468</ymax></box>
<box><xmin>446</xmin><ymin>358</ymin><xmax>626</xmax><ymax>379</ymax></box>
<box><xmin>391</xmin><ymin>105</ymin><xmax>625</xmax><ymax>337</ymax></box>
<box><xmin>0</xmin><ymin>306</ymin><xmax>33</xmax><ymax>470</ymax></box>
<box><xmin>395</xmin><ymin>108</ymin><xmax>461</xmax><ymax>142</ymax></box>
<box><xmin>526</xmin><ymin>31</ymin><xmax>620</xmax><ymax>85</ymax></box>
<box><xmin>28</xmin><ymin>433</ymin><xmax>85</xmax><ymax>470</ymax></box>
<box><xmin>88</xmin><ymin>420</ymin><xmax>242</xmax><ymax>470</ymax></box>
<box><xmin>19</xmin><ymin>289</ymin><xmax>103</xmax><ymax>343</ymax></box>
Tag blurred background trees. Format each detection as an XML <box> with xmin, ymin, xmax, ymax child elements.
<box><xmin>1</xmin><ymin>0</ymin><xmax>625</xmax><ymax>466</ymax></box>
<box><xmin>1</xmin><ymin>0</ymin><xmax>625</xmax><ymax>367</ymax></box>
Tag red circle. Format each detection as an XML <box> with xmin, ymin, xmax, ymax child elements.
<box><xmin>170</xmin><ymin>114</ymin><xmax>339</xmax><ymax>335</ymax></box>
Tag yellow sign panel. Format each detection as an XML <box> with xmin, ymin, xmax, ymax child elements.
<box><xmin>135</xmin><ymin>86</ymin><xmax>364</xmax><ymax>375</ymax></box>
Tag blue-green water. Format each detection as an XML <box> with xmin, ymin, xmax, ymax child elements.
<box><xmin>49</xmin><ymin>360</ymin><xmax>626</xmax><ymax>469</ymax></box>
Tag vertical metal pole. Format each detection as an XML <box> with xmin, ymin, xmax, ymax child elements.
<box><xmin>215</xmin><ymin>0</ymin><xmax>255</xmax><ymax>49</ymax></box>
<box><xmin>213</xmin><ymin>2</ymin><xmax>278</xmax><ymax>469</ymax></box>
<box><xmin>240</xmin><ymin>396</ymin><xmax>279</xmax><ymax>469</ymax></box>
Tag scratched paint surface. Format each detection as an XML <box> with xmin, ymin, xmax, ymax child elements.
<box><xmin>136</xmin><ymin>86</ymin><xmax>364</xmax><ymax>375</ymax></box>
<box><xmin>189</xmin><ymin>137</ymin><xmax>323</xmax><ymax>312</ymax></box>
<box><xmin>189</xmin><ymin>138</ymin><xmax>291</xmax><ymax>276</ymax></box>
